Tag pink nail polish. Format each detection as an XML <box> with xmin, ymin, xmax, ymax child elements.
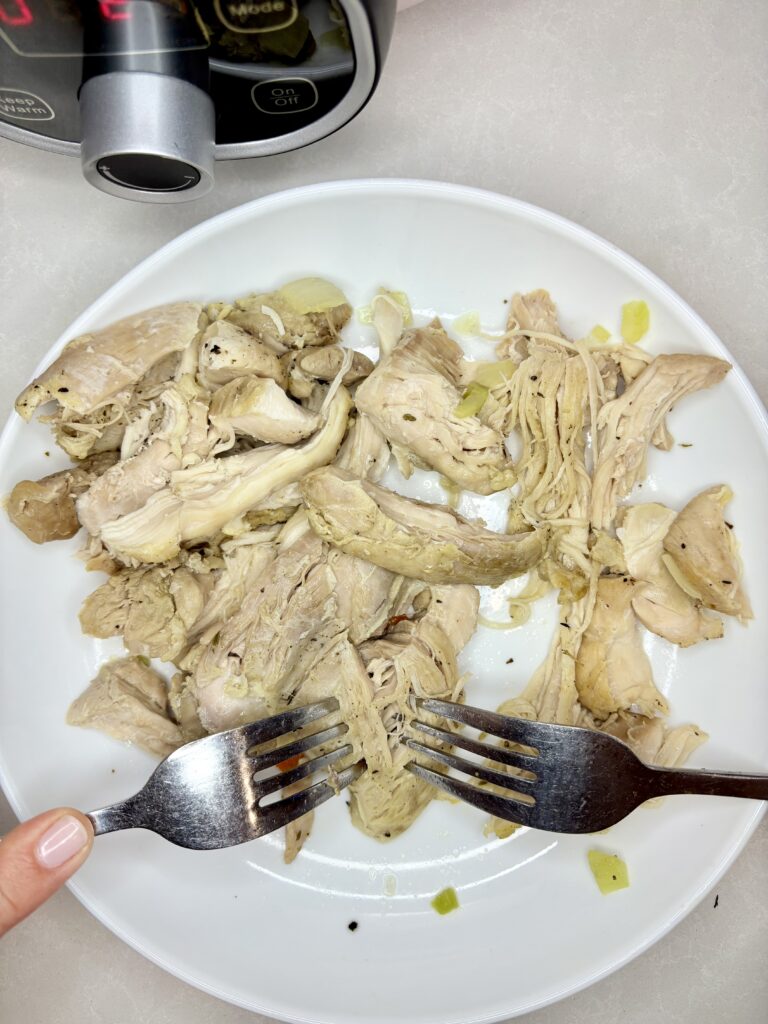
<box><xmin>35</xmin><ymin>815</ymin><xmax>89</xmax><ymax>869</ymax></box>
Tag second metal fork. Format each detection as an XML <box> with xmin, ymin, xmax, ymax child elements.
<box><xmin>404</xmin><ymin>698</ymin><xmax>768</xmax><ymax>834</ymax></box>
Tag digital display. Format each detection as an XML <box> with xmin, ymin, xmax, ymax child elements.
<box><xmin>0</xmin><ymin>1</ymin><xmax>352</xmax><ymax>67</ymax></box>
<box><xmin>0</xmin><ymin>1</ymin><xmax>34</xmax><ymax>26</ymax></box>
<box><xmin>0</xmin><ymin>0</ymin><xmax>207</xmax><ymax>56</ymax></box>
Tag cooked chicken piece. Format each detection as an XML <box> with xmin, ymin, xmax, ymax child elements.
<box><xmin>209</xmin><ymin>376</ymin><xmax>320</xmax><ymax>444</ymax></box>
<box><xmin>67</xmin><ymin>657</ymin><xmax>182</xmax><ymax>758</ymax></box>
<box><xmin>53</xmin><ymin>408</ymin><xmax>127</xmax><ymax>461</ymax></box>
<box><xmin>327</xmin><ymin>551</ymin><xmax>398</xmax><ymax>645</ymax></box>
<box><xmin>334</xmin><ymin>414</ymin><xmax>390</xmax><ymax>481</ymax></box>
<box><xmin>77</xmin><ymin>440</ymin><xmax>180</xmax><ymax>537</ymax></box>
<box><xmin>590</xmin><ymin>530</ymin><xmax>627</xmax><ymax>573</ymax></box>
<box><xmin>488</xmin><ymin>576</ymin><xmax>634</xmax><ymax>838</ymax></box>
<box><xmin>187</xmin><ymin>541</ymin><xmax>276</xmax><ymax>645</ymax></box>
<box><xmin>294</xmin><ymin>634</ymin><xmax>420</xmax><ymax>841</ymax></box>
<box><xmin>497</xmin><ymin>590</ymin><xmax>588</xmax><ymax>727</ymax></box>
<box><xmin>342</xmin><ymin>586</ymin><xmax>476</xmax><ymax>840</ymax></box>
<box><xmin>355</xmin><ymin>322</ymin><xmax>515</xmax><ymax>494</ymax></box>
<box><xmin>601</xmin><ymin>713</ymin><xmax>708</xmax><ymax>768</ymax></box>
<box><xmin>576</xmin><ymin>576</ymin><xmax>668</xmax><ymax>720</ymax></box>
<box><xmin>663</xmin><ymin>486</ymin><xmax>752</xmax><ymax>620</ymax></box>
<box><xmin>618</xmin><ymin>503</ymin><xmax>723</xmax><ymax>645</ymax></box>
<box><xmin>76</xmin><ymin>382</ymin><xmax>216</xmax><ymax>537</ymax></box>
<box><xmin>168</xmin><ymin>671</ymin><xmax>207</xmax><ymax>742</ymax></box>
<box><xmin>182</xmin><ymin>531</ymin><xmax>340</xmax><ymax>732</ymax></box>
<box><xmin>509</xmin><ymin>289</ymin><xmax>565</xmax><ymax>336</ymax></box>
<box><xmin>79</xmin><ymin>565</ymin><xmax>213</xmax><ymax>662</ymax></box>
<box><xmin>99</xmin><ymin>388</ymin><xmax>351</xmax><ymax>564</ymax></box>
<box><xmin>493</xmin><ymin>338</ymin><xmax>597</xmax><ymax>602</ymax></box>
<box><xmin>227</xmin><ymin>278</ymin><xmax>351</xmax><ymax>354</ymax></box>
<box><xmin>282</xmin><ymin>346</ymin><xmax>374</xmax><ymax>399</ymax></box>
<box><xmin>494</xmin><ymin>289</ymin><xmax>568</xmax><ymax>363</ymax></box>
<box><xmin>198</xmin><ymin>320</ymin><xmax>287</xmax><ymax>387</ymax></box>
<box><xmin>244</xmin><ymin>480</ymin><xmax>303</xmax><ymax>523</ymax></box>
<box><xmin>301</xmin><ymin>467</ymin><xmax>544</xmax><ymax>585</ymax></box>
<box><xmin>491</xmin><ymin>347</ymin><xmax>590</xmax><ymax>525</ymax></box>
<box><xmin>371</xmin><ymin>292</ymin><xmax>407</xmax><ymax>358</ymax></box>
<box><xmin>16</xmin><ymin>303</ymin><xmax>202</xmax><ymax>422</ymax></box>
<box><xmin>7</xmin><ymin>450</ymin><xmax>117</xmax><ymax>544</ymax></box>
<box><xmin>415</xmin><ymin>583</ymin><xmax>480</xmax><ymax>651</ymax></box>
<box><xmin>591</xmin><ymin>345</ymin><xmax>654</xmax><ymax>403</ymax></box>
<box><xmin>591</xmin><ymin>354</ymin><xmax>730</xmax><ymax>529</ymax></box>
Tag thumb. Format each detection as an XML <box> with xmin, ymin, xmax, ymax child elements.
<box><xmin>0</xmin><ymin>808</ymin><xmax>94</xmax><ymax>937</ymax></box>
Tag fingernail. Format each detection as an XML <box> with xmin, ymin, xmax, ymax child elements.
<box><xmin>35</xmin><ymin>815</ymin><xmax>89</xmax><ymax>870</ymax></box>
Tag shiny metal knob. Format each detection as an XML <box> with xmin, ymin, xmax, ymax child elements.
<box><xmin>80</xmin><ymin>71</ymin><xmax>215</xmax><ymax>203</ymax></box>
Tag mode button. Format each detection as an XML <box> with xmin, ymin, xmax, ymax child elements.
<box><xmin>251</xmin><ymin>77</ymin><xmax>318</xmax><ymax>115</ymax></box>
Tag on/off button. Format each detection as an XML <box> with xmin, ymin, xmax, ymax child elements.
<box><xmin>251</xmin><ymin>77</ymin><xmax>318</xmax><ymax>115</ymax></box>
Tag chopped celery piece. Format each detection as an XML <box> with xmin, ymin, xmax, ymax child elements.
<box><xmin>590</xmin><ymin>324</ymin><xmax>611</xmax><ymax>342</ymax></box>
<box><xmin>472</xmin><ymin>359</ymin><xmax>517</xmax><ymax>388</ymax></box>
<box><xmin>588</xmin><ymin>849</ymin><xmax>629</xmax><ymax>894</ymax></box>
<box><xmin>454</xmin><ymin>382</ymin><xmax>489</xmax><ymax>418</ymax></box>
<box><xmin>453</xmin><ymin>311</ymin><xmax>482</xmax><ymax>336</ymax></box>
<box><xmin>431</xmin><ymin>886</ymin><xmax>460</xmax><ymax>914</ymax></box>
<box><xmin>620</xmin><ymin>301</ymin><xmax>650</xmax><ymax>344</ymax></box>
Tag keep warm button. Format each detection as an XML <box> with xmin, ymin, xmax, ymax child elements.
<box><xmin>251</xmin><ymin>77</ymin><xmax>318</xmax><ymax>115</ymax></box>
<box><xmin>0</xmin><ymin>88</ymin><xmax>54</xmax><ymax>122</ymax></box>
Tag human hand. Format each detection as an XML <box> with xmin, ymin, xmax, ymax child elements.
<box><xmin>0</xmin><ymin>809</ymin><xmax>94</xmax><ymax>937</ymax></box>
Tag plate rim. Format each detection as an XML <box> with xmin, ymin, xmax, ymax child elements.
<box><xmin>1</xmin><ymin>177</ymin><xmax>765</xmax><ymax>1023</ymax></box>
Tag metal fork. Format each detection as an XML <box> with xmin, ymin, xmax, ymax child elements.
<box><xmin>87</xmin><ymin>699</ymin><xmax>364</xmax><ymax>849</ymax></box>
<box><xmin>404</xmin><ymin>698</ymin><xmax>768</xmax><ymax>833</ymax></box>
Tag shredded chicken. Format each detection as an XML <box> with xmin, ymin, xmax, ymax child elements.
<box><xmin>99</xmin><ymin>387</ymin><xmax>351</xmax><ymax>563</ymax></box>
<box><xmin>9</xmin><ymin>278</ymin><xmax>747</xmax><ymax>855</ymax></box>
<box><xmin>592</xmin><ymin>355</ymin><xmax>730</xmax><ymax>529</ymax></box>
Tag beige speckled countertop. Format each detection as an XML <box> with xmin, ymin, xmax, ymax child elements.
<box><xmin>1</xmin><ymin>2</ymin><xmax>767</xmax><ymax>1022</ymax></box>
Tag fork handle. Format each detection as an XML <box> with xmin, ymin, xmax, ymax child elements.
<box><xmin>646</xmin><ymin>766</ymin><xmax>768</xmax><ymax>801</ymax></box>
<box><xmin>87</xmin><ymin>797</ymin><xmax>143</xmax><ymax>836</ymax></box>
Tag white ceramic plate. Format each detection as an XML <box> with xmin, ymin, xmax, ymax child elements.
<box><xmin>1</xmin><ymin>181</ymin><xmax>766</xmax><ymax>1024</ymax></box>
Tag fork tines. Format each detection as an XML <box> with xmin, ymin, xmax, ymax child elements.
<box><xmin>241</xmin><ymin>697</ymin><xmax>342</xmax><ymax>748</ymax></box>
<box><xmin>263</xmin><ymin>762</ymin><xmax>366</xmax><ymax>831</ymax></box>
<box><xmin>405</xmin><ymin>698</ymin><xmax>541</xmax><ymax>824</ymax></box>
<box><xmin>246</xmin><ymin>700</ymin><xmax>365</xmax><ymax>823</ymax></box>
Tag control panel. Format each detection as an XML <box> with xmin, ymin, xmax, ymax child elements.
<box><xmin>0</xmin><ymin>0</ymin><xmax>357</xmax><ymax>146</ymax></box>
